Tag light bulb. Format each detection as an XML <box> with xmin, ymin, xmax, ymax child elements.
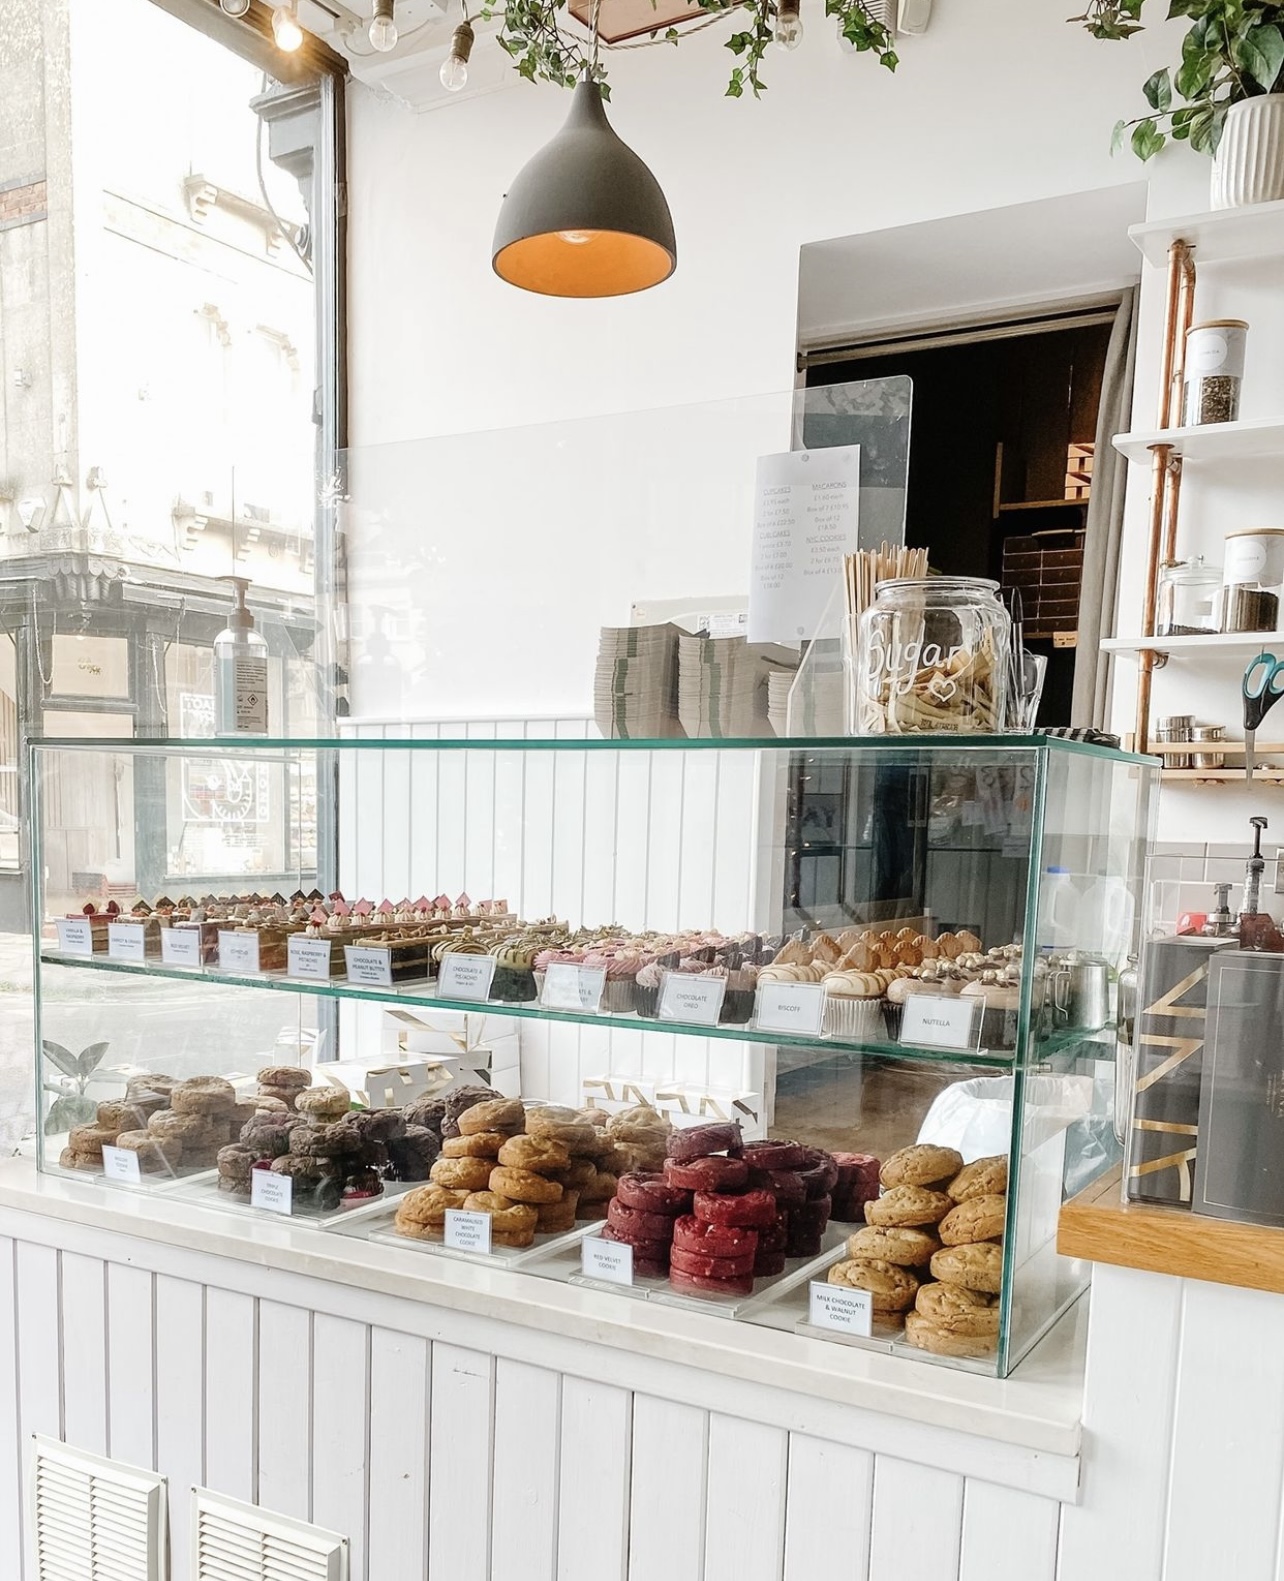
<box><xmin>219</xmin><ymin>0</ymin><xmax>251</xmax><ymax>15</ymax></box>
<box><xmin>272</xmin><ymin>2</ymin><xmax>303</xmax><ymax>51</ymax></box>
<box><xmin>369</xmin><ymin>1</ymin><xmax>399</xmax><ymax>51</ymax></box>
<box><xmin>774</xmin><ymin>0</ymin><xmax>802</xmax><ymax>48</ymax></box>
<box><xmin>440</xmin><ymin>53</ymin><xmax>468</xmax><ymax>89</ymax></box>
<box><xmin>558</xmin><ymin>230</ymin><xmax>594</xmax><ymax>244</ymax></box>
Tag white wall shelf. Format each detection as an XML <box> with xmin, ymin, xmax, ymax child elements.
<box><xmin>1129</xmin><ymin>199</ymin><xmax>1284</xmax><ymax>268</ymax></box>
<box><xmin>1111</xmin><ymin>417</ymin><xmax>1284</xmax><ymax>465</ymax></box>
<box><xmin>1101</xmin><ymin>631</ymin><xmax>1284</xmax><ymax>659</ymax></box>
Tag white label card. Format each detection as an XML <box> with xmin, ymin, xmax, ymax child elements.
<box><xmin>581</xmin><ymin>1236</ymin><xmax>634</xmax><ymax>1285</ymax></box>
<box><xmin>748</xmin><ymin>444</ymin><xmax>862</xmax><ymax>643</ymax></box>
<box><xmin>809</xmin><ymin>1280</ymin><xmax>873</xmax><ymax>1336</ymax></box>
<box><xmin>218</xmin><ymin>931</ymin><xmax>261</xmax><ymax>974</ymax></box>
<box><xmin>755</xmin><ymin>981</ymin><xmax>826</xmax><ymax>1037</ymax></box>
<box><xmin>444</xmin><ymin>1209</ymin><xmax>492</xmax><ymax>1255</ymax></box>
<box><xmin>344</xmin><ymin>946</ymin><xmax>394</xmax><ymax>988</ymax></box>
<box><xmin>542</xmin><ymin>963</ymin><xmax>606</xmax><ymax>1013</ymax></box>
<box><xmin>160</xmin><ymin>928</ymin><xmax>203</xmax><ymax>968</ymax></box>
<box><xmin>55</xmin><ymin>919</ymin><xmax>94</xmax><ymax>956</ymax></box>
<box><xmin>289</xmin><ymin>936</ymin><xmax>336</xmax><ymax>980</ymax></box>
<box><xmin>100</xmin><ymin>1145</ymin><xmax>141</xmax><ymax>1185</ymax></box>
<box><xmin>437</xmin><ymin>955</ymin><xmax>496</xmax><ymax>1002</ymax></box>
<box><xmin>251</xmin><ymin>1170</ymin><xmax>293</xmax><ymax>1215</ymax></box>
<box><xmin>658</xmin><ymin>972</ymin><xmax>727</xmax><ymax>1026</ymax></box>
<box><xmin>108</xmin><ymin>923</ymin><xmax>147</xmax><ymax>963</ymax></box>
<box><xmin>898</xmin><ymin>994</ymin><xmax>981</xmax><ymax>1051</ymax></box>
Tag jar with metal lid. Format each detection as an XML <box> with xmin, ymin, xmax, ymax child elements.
<box><xmin>1224</xmin><ymin>528</ymin><xmax>1284</xmax><ymax>591</ymax></box>
<box><xmin>1191</xmin><ymin>725</ymin><xmax>1227</xmax><ymax>769</ymax></box>
<box><xmin>1157</xmin><ymin>555</ymin><xmax>1222</xmax><ymax>636</ymax></box>
<box><xmin>855</xmin><ymin>577</ymin><xmax>1011</xmax><ymax>735</ymax></box>
<box><xmin>1184</xmin><ymin>319</ymin><xmax>1248</xmax><ymax>425</ymax></box>
<box><xmin>1155</xmin><ymin>714</ymin><xmax>1194</xmax><ymax>770</ymax></box>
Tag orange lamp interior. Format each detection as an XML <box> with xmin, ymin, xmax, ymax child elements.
<box><xmin>493</xmin><ymin>229</ymin><xmax>675</xmax><ymax>298</ymax></box>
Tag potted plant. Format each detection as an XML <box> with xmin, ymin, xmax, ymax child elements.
<box><xmin>1074</xmin><ymin>0</ymin><xmax>1284</xmax><ymax>207</ymax></box>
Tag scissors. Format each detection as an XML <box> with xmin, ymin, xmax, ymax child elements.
<box><xmin>1242</xmin><ymin>651</ymin><xmax>1284</xmax><ymax>780</ymax></box>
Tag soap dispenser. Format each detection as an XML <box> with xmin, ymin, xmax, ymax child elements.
<box><xmin>214</xmin><ymin>576</ymin><xmax>269</xmax><ymax>736</ymax></box>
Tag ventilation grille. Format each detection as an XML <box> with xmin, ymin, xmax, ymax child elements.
<box><xmin>31</xmin><ymin>1437</ymin><xmax>166</xmax><ymax>1581</ymax></box>
<box><xmin>193</xmin><ymin>1489</ymin><xmax>348</xmax><ymax>1581</ymax></box>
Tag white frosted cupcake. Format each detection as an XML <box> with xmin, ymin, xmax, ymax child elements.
<box><xmin>822</xmin><ymin>970</ymin><xmax>885</xmax><ymax>1040</ymax></box>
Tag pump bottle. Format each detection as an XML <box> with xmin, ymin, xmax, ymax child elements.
<box><xmin>214</xmin><ymin>577</ymin><xmax>269</xmax><ymax>736</ymax></box>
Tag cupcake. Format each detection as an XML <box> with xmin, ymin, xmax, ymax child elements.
<box><xmin>720</xmin><ymin>960</ymin><xmax>759</xmax><ymax>1026</ymax></box>
<box><xmin>597</xmin><ymin>950</ymin><xmax>644</xmax><ymax>1013</ymax></box>
<box><xmin>821</xmin><ymin>970</ymin><xmax>885</xmax><ymax>1040</ymax></box>
<box><xmin>634</xmin><ymin>956</ymin><xmax>670</xmax><ymax>1018</ymax></box>
<box><xmin>490</xmin><ymin>936</ymin><xmax>540</xmax><ymax>1002</ymax></box>
<box><xmin>961</xmin><ymin>969</ymin><xmax>1022</xmax><ymax>1051</ymax></box>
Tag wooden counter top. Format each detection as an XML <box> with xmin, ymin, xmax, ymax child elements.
<box><xmin>1058</xmin><ymin>1166</ymin><xmax>1284</xmax><ymax>1296</ymax></box>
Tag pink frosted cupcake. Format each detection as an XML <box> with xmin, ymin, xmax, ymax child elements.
<box><xmin>599</xmin><ymin>950</ymin><xmax>645</xmax><ymax>1013</ymax></box>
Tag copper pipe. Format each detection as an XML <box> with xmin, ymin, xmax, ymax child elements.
<box><xmin>1161</xmin><ymin>453</ymin><xmax>1184</xmax><ymax>569</ymax></box>
<box><xmin>1136</xmin><ymin>441</ymin><xmax>1174</xmax><ymax>755</ymax></box>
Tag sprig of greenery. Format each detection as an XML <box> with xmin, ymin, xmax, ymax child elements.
<box><xmin>1073</xmin><ymin>0</ymin><xmax>1284</xmax><ymax>159</ymax></box>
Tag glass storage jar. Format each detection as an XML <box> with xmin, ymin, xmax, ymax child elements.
<box><xmin>855</xmin><ymin>577</ymin><xmax>1011</xmax><ymax>735</ymax></box>
<box><xmin>1157</xmin><ymin>555</ymin><xmax>1222</xmax><ymax>636</ymax></box>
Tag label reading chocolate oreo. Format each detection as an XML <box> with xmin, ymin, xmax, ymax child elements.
<box><xmin>542</xmin><ymin>964</ymin><xmax>606</xmax><ymax>1013</ymax></box>
<box><xmin>658</xmin><ymin>973</ymin><xmax>726</xmax><ymax>1026</ymax></box>
<box><xmin>755</xmin><ymin>982</ymin><xmax>825</xmax><ymax>1036</ymax></box>
<box><xmin>251</xmin><ymin>1170</ymin><xmax>293</xmax><ymax>1215</ymax></box>
<box><xmin>582</xmin><ymin>1235</ymin><xmax>634</xmax><ymax>1285</ymax></box>
<box><xmin>444</xmin><ymin>1208</ymin><xmax>492</xmax><ymax>1254</ymax></box>
<box><xmin>808</xmin><ymin>1280</ymin><xmax>872</xmax><ymax>1336</ymax></box>
<box><xmin>438</xmin><ymin>955</ymin><xmax>497</xmax><ymax>1002</ymax></box>
<box><xmin>101</xmin><ymin>1145</ymin><xmax>141</xmax><ymax>1185</ymax></box>
<box><xmin>55</xmin><ymin>919</ymin><xmax>93</xmax><ymax>956</ymax></box>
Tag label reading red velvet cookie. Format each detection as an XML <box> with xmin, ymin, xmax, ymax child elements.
<box><xmin>581</xmin><ymin>1236</ymin><xmax>633</xmax><ymax>1285</ymax></box>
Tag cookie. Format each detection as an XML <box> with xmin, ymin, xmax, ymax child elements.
<box><xmin>555</xmin><ymin>1157</ymin><xmax>598</xmax><ymax>1190</ymax></box>
<box><xmin>670</xmin><ymin>1245</ymin><xmax>755</xmax><ymax>1279</ymax></box>
<box><xmin>741</xmin><ymin>1140</ymin><xmax>808</xmax><ymax>1171</ymax></box>
<box><xmin>349</xmin><ymin>1109</ymin><xmax>407</xmax><ymax>1143</ymax></box>
<box><xmin>879</xmin><ymin>1144</ymin><xmax>964</xmax><ymax>1190</ymax></box>
<box><xmin>497</xmin><ymin>1134</ymin><xmax>570</xmax><ymax>1175</ymax></box>
<box><xmin>797</xmin><ymin>1150</ymin><xmax>839</xmax><ymax>1199</ymax></box>
<box><xmin>750</xmin><ymin>1169</ymin><xmax>806</xmax><ymax>1207</ymax></box>
<box><xmin>388</xmin><ymin>1127</ymin><xmax>440</xmax><ymax>1181</ymax></box>
<box><xmin>489</xmin><ymin>1166</ymin><xmax>563</xmax><ymax>1205</ymax></box>
<box><xmin>864</xmin><ymin>1185</ymin><xmax>952</xmax><ymax>1228</ymax></box>
<box><xmin>457</xmin><ymin>1097</ymin><xmax>526</xmax><ymax>1136</ymax></box>
<box><xmin>68</xmin><ymin>1123</ymin><xmax>117</xmax><ymax>1155</ymax></box>
<box><xmin>663</xmin><ymin>1155</ymin><xmax>749</xmax><ymax>1193</ymax></box>
<box><xmin>429</xmin><ymin>1156</ymin><xmax>494</xmax><ymax>1192</ymax></box>
<box><xmin>607</xmin><ymin>1104</ymin><xmax>670</xmax><ymax>1134</ymax></box>
<box><xmin>672</xmin><ymin>1215</ymin><xmax>759</xmax><ymax>1259</ymax></box>
<box><xmin>113</xmin><ymin>1130</ymin><xmax>182</xmax><ymax>1173</ymax></box>
<box><xmin>601</xmin><ymin>1224</ymin><xmax>672</xmax><ymax>1259</ymax></box>
<box><xmin>535</xmin><ymin>1191</ymin><xmax>580</xmax><ymax>1233</ymax></box>
<box><xmin>397</xmin><ymin>1183</ymin><xmax>469</xmax><ymax>1225</ymax></box>
<box><xmin>668</xmin><ymin>1266</ymin><xmax>754</xmax><ymax>1298</ymax></box>
<box><xmin>269</xmin><ymin>1154</ymin><xmax>322</xmax><ymax>1181</ymax></box>
<box><xmin>95</xmin><ymin>1101</ymin><xmax>149</xmax><ymax>1133</ymax></box>
<box><xmin>126</xmin><ymin>1072</ymin><xmax>175</xmax><ymax>1102</ymax></box>
<box><xmin>577</xmin><ymin>1107</ymin><xmax>612</xmax><ymax>1128</ymax></box>
<box><xmin>665</xmin><ymin>1122</ymin><xmax>743</xmax><ymax>1163</ymax></box>
<box><xmin>929</xmin><ymin>1242</ymin><xmax>1003</xmax><ymax>1295</ymax></box>
<box><xmin>938</xmin><ymin>1194</ymin><xmax>1006</xmax><ymax>1247</ymax></box>
<box><xmin>442</xmin><ymin>1132</ymin><xmax>509</xmax><ymax>1159</ymax></box>
<box><xmin>915</xmin><ymin>1281</ymin><xmax>995</xmax><ymax>1322</ymax></box>
<box><xmin>393</xmin><ymin>1217</ymin><xmax>445</xmax><ymax>1241</ymax></box>
<box><xmin>295</xmin><ymin>1086</ymin><xmax>351</xmax><ymax>1123</ymax></box>
<box><xmin>903</xmin><ymin>1310</ymin><xmax>997</xmax><ymax>1358</ymax></box>
<box><xmin>440</xmin><ymin>1085</ymin><xmax>496</xmax><ymax>1139</ymax></box>
<box><xmin>846</xmin><ymin>1225</ymin><xmax>941</xmax><ymax>1267</ymax></box>
<box><xmin>606</xmin><ymin>1199</ymin><xmax>681</xmax><ymax>1241</ymax></box>
<box><xmin>492</xmin><ymin>1227</ymin><xmax>537</xmax><ymax>1249</ymax></box>
<box><xmin>609</xmin><ymin>1123</ymin><xmax>674</xmax><ymax>1148</ymax></box>
<box><xmin>171</xmin><ymin>1077</ymin><xmax>238</xmax><ymax>1118</ymax></box>
<box><xmin>578</xmin><ymin>1169</ymin><xmax>617</xmax><ymax>1204</ymax></box>
<box><xmin>615</xmin><ymin>1172</ymin><xmax>691</xmax><ymax>1216</ymax></box>
<box><xmin>754</xmin><ymin>1249</ymin><xmax>787</xmax><ymax>1277</ymax></box>
<box><xmin>257</xmin><ymin>1087</ymin><xmax>302</xmax><ymax>1111</ymax></box>
<box><xmin>947</xmin><ymin>1154</ymin><xmax>1009</xmax><ymax>1203</ymax></box>
<box><xmin>524</xmin><ymin>1117</ymin><xmax>600</xmax><ymax>1152</ymax></box>
<box><xmin>462</xmin><ymin>1192</ymin><xmax>539</xmax><ymax>1236</ymax></box>
<box><xmin>257</xmin><ymin>1066</ymin><xmax>310</xmax><ymax>1092</ymax></box>
<box><xmin>216</xmin><ymin>1143</ymin><xmax>255</xmax><ymax>1179</ymax></box>
<box><xmin>610</xmin><ymin>1140</ymin><xmax>668</xmax><ymax>1177</ymax></box>
<box><xmin>147</xmin><ymin>1110</ymin><xmax>214</xmax><ymax>1143</ymax></box>
<box><xmin>827</xmin><ymin>1257</ymin><xmax>919</xmax><ymax>1313</ymax></box>
<box><xmin>694</xmin><ymin>1188</ymin><xmax>777</xmax><ymax>1228</ymax></box>
<box><xmin>403</xmin><ymin>1097</ymin><xmax>447</xmax><ymax>1135</ymax></box>
<box><xmin>58</xmin><ymin>1148</ymin><xmax>102</xmax><ymax>1171</ymax></box>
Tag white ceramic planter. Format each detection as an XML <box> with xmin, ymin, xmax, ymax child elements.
<box><xmin>1211</xmin><ymin>94</ymin><xmax>1284</xmax><ymax>208</ymax></box>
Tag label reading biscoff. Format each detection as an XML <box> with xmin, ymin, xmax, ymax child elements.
<box><xmin>582</xmin><ymin>1237</ymin><xmax>633</xmax><ymax>1285</ymax></box>
<box><xmin>755</xmin><ymin>982</ymin><xmax>825</xmax><ymax>1036</ymax></box>
<box><xmin>444</xmin><ymin>1208</ymin><xmax>492</xmax><ymax>1255</ymax></box>
<box><xmin>809</xmin><ymin>1280</ymin><xmax>872</xmax><ymax>1336</ymax></box>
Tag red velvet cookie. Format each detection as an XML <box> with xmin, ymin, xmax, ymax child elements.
<box><xmin>601</xmin><ymin>1224</ymin><xmax>673</xmax><ymax>1261</ymax></box>
<box><xmin>753</xmin><ymin>1250</ymin><xmax>787</xmax><ymax>1278</ymax></box>
<box><xmin>671</xmin><ymin>1214</ymin><xmax>760</xmax><ymax>1259</ymax></box>
<box><xmin>606</xmin><ymin>1199</ymin><xmax>681</xmax><ymax>1241</ymax></box>
<box><xmin>616</xmin><ymin>1171</ymin><xmax>691</xmax><ymax>1216</ymax></box>
<box><xmin>670</xmin><ymin>1245</ymin><xmax>756</xmax><ymax>1279</ymax></box>
<box><xmin>833</xmin><ymin>1152</ymin><xmax>881</xmax><ymax>1186</ymax></box>
<box><xmin>791</xmin><ymin>1195</ymin><xmax>832</xmax><ymax>1232</ymax></box>
<box><xmin>758</xmin><ymin>1212</ymin><xmax>789</xmax><ymax>1253</ymax></box>
<box><xmin>747</xmin><ymin>1168</ymin><xmax>806</xmax><ymax>1207</ymax></box>
<box><xmin>668</xmin><ymin>1266</ymin><xmax>755</xmax><ymax>1298</ymax></box>
<box><xmin>797</xmin><ymin>1150</ymin><xmax>840</xmax><ymax>1199</ymax></box>
<box><xmin>632</xmin><ymin>1255</ymin><xmax>671</xmax><ymax>1279</ymax></box>
<box><xmin>663</xmin><ymin>1155</ymin><xmax>749</xmax><ymax>1193</ymax></box>
<box><xmin>694</xmin><ymin>1188</ymin><xmax>777</xmax><ymax>1228</ymax></box>
<box><xmin>664</xmin><ymin>1122</ymin><xmax>744</xmax><ymax>1163</ymax></box>
<box><xmin>741</xmin><ymin>1139</ymin><xmax>808</xmax><ymax>1171</ymax></box>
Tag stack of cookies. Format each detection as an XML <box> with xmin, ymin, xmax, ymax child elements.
<box><xmin>830</xmin><ymin>1152</ymin><xmax>882</xmax><ymax>1222</ymax></box>
<box><xmin>741</xmin><ymin>1139</ymin><xmax>836</xmax><ymax>1258</ymax></box>
<box><xmin>601</xmin><ymin>1171</ymin><xmax>692</xmax><ymax>1273</ymax></box>
<box><xmin>659</xmin><ymin>1122</ymin><xmax>777</xmax><ymax>1296</ymax></box>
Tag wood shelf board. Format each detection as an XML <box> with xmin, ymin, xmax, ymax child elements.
<box><xmin>1101</xmin><ymin>630</ymin><xmax>1284</xmax><ymax>658</ymax></box>
<box><xmin>1129</xmin><ymin>198</ymin><xmax>1284</xmax><ymax>268</ymax></box>
<box><xmin>997</xmin><ymin>499</ymin><xmax>1090</xmax><ymax>513</ymax></box>
<box><xmin>1161</xmin><ymin>769</ymin><xmax>1284</xmax><ymax>784</ymax></box>
<box><xmin>1111</xmin><ymin>417</ymin><xmax>1284</xmax><ymax>464</ymax></box>
<box><xmin>1058</xmin><ymin>1165</ymin><xmax>1284</xmax><ymax>1295</ymax></box>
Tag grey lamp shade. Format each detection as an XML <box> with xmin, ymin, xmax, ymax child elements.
<box><xmin>492</xmin><ymin>80</ymin><xmax>676</xmax><ymax>298</ymax></box>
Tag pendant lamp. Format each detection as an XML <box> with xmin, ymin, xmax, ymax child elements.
<box><xmin>492</xmin><ymin>79</ymin><xmax>676</xmax><ymax>298</ymax></box>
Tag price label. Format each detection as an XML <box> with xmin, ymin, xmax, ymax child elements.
<box><xmin>581</xmin><ymin>1236</ymin><xmax>634</xmax><ymax>1285</ymax></box>
<box><xmin>344</xmin><ymin>946</ymin><xmax>395</xmax><ymax>987</ymax></box>
<box><xmin>658</xmin><ymin>972</ymin><xmax>726</xmax><ymax>1026</ymax></box>
<box><xmin>108</xmin><ymin>923</ymin><xmax>147</xmax><ymax>963</ymax></box>
<box><xmin>289</xmin><ymin>936</ymin><xmax>336</xmax><ymax>980</ymax></box>
<box><xmin>899</xmin><ymin>994</ymin><xmax>981</xmax><ymax>1051</ymax></box>
<box><xmin>251</xmin><ymin>1169</ymin><xmax>293</xmax><ymax>1215</ymax></box>
<box><xmin>437</xmin><ymin>955</ymin><xmax>496</xmax><ymax>1002</ymax></box>
<box><xmin>218</xmin><ymin>931</ymin><xmax>262</xmax><ymax>974</ymax></box>
<box><xmin>100</xmin><ymin>1145</ymin><xmax>141</xmax><ymax>1185</ymax></box>
<box><xmin>161</xmin><ymin>928</ymin><xmax>203</xmax><ymax>968</ymax></box>
<box><xmin>755</xmin><ymin>981</ymin><xmax>826</xmax><ymax>1036</ymax></box>
<box><xmin>542</xmin><ymin>963</ymin><xmax>606</xmax><ymax>1012</ymax></box>
<box><xmin>808</xmin><ymin>1280</ymin><xmax>873</xmax><ymax>1336</ymax></box>
<box><xmin>444</xmin><ymin>1208</ymin><xmax>492</xmax><ymax>1254</ymax></box>
<box><xmin>55</xmin><ymin>919</ymin><xmax>94</xmax><ymax>956</ymax></box>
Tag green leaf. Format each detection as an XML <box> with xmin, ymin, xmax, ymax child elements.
<box><xmin>41</xmin><ymin>1040</ymin><xmax>80</xmax><ymax>1079</ymax></box>
<box><xmin>1238</xmin><ymin>22</ymin><xmax>1284</xmax><ymax>90</ymax></box>
<box><xmin>1188</xmin><ymin>104</ymin><xmax>1217</xmax><ymax>150</ymax></box>
<box><xmin>1143</xmin><ymin>65</ymin><xmax>1173</xmax><ymax>108</ymax></box>
<box><xmin>1131</xmin><ymin>116</ymin><xmax>1166</xmax><ymax>158</ymax></box>
<box><xmin>1111</xmin><ymin>115</ymin><xmax>1128</xmax><ymax>151</ymax></box>
<box><xmin>76</xmin><ymin>1041</ymin><xmax>110</xmax><ymax>1078</ymax></box>
<box><xmin>44</xmin><ymin>1093</ymin><xmax>95</xmax><ymax>1136</ymax></box>
<box><xmin>1167</xmin><ymin>0</ymin><xmax>1198</xmax><ymax>16</ymax></box>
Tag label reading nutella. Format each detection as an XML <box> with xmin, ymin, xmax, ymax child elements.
<box><xmin>218</xmin><ymin>931</ymin><xmax>261</xmax><ymax>974</ymax></box>
<box><xmin>437</xmin><ymin>955</ymin><xmax>496</xmax><ymax>1002</ymax></box>
<box><xmin>542</xmin><ymin>963</ymin><xmax>606</xmax><ymax>1013</ymax></box>
<box><xmin>251</xmin><ymin>1169</ymin><xmax>293</xmax><ymax>1215</ymax></box>
<box><xmin>101</xmin><ymin>1145</ymin><xmax>141</xmax><ymax>1186</ymax></box>
<box><xmin>55</xmin><ymin>919</ymin><xmax>93</xmax><ymax>956</ymax></box>
<box><xmin>899</xmin><ymin>994</ymin><xmax>980</xmax><ymax>1051</ymax></box>
<box><xmin>755</xmin><ymin>981</ymin><xmax>826</xmax><ymax>1037</ymax></box>
<box><xmin>289</xmin><ymin>936</ymin><xmax>335</xmax><ymax>980</ymax></box>
<box><xmin>658</xmin><ymin>972</ymin><xmax>726</xmax><ymax>1027</ymax></box>
<box><xmin>808</xmin><ymin>1280</ymin><xmax>872</xmax><ymax>1337</ymax></box>
<box><xmin>161</xmin><ymin>928</ymin><xmax>203</xmax><ymax>969</ymax></box>
<box><xmin>108</xmin><ymin>923</ymin><xmax>147</xmax><ymax>963</ymax></box>
<box><xmin>344</xmin><ymin>946</ymin><xmax>394</xmax><ymax>988</ymax></box>
<box><xmin>444</xmin><ymin>1208</ymin><xmax>492</xmax><ymax>1255</ymax></box>
<box><xmin>581</xmin><ymin>1236</ymin><xmax>633</xmax><ymax>1285</ymax></box>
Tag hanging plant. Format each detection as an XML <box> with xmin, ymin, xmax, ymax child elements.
<box><xmin>1072</xmin><ymin>0</ymin><xmax>1284</xmax><ymax>158</ymax></box>
<box><xmin>479</xmin><ymin>0</ymin><xmax>897</xmax><ymax>99</ymax></box>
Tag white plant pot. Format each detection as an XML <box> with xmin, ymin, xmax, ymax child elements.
<box><xmin>1211</xmin><ymin>94</ymin><xmax>1284</xmax><ymax>209</ymax></box>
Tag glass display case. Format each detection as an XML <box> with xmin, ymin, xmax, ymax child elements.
<box><xmin>30</xmin><ymin>732</ymin><xmax>1157</xmax><ymax>1377</ymax></box>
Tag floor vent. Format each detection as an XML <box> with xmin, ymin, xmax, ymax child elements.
<box><xmin>192</xmin><ymin>1489</ymin><xmax>348</xmax><ymax>1581</ymax></box>
<box><xmin>31</xmin><ymin>1436</ymin><xmax>167</xmax><ymax>1581</ymax></box>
